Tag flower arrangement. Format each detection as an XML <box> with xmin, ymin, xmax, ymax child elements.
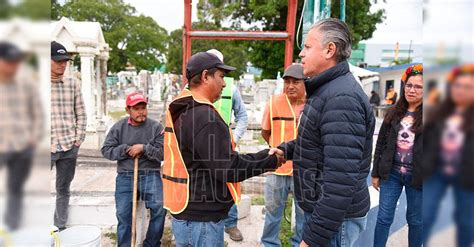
<box><xmin>447</xmin><ymin>64</ymin><xmax>474</xmax><ymax>83</ymax></box>
<box><xmin>401</xmin><ymin>64</ymin><xmax>423</xmax><ymax>83</ymax></box>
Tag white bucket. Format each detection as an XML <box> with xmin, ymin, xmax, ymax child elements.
<box><xmin>57</xmin><ymin>226</ymin><xmax>101</xmax><ymax>247</ymax></box>
<box><xmin>8</xmin><ymin>227</ymin><xmax>51</xmax><ymax>247</ymax></box>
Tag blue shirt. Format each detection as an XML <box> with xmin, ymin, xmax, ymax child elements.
<box><xmin>231</xmin><ymin>86</ymin><xmax>248</xmax><ymax>143</ymax></box>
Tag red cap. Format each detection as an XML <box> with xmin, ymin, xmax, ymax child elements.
<box><xmin>126</xmin><ymin>92</ymin><xmax>147</xmax><ymax>107</ymax></box>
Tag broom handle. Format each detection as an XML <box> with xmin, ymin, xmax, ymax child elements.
<box><xmin>131</xmin><ymin>157</ymin><xmax>139</xmax><ymax>247</ymax></box>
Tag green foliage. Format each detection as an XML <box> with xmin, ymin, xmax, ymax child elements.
<box><xmin>0</xmin><ymin>0</ymin><xmax>11</xmax><ymax>19</ymax></box>
<box><xmin>332</xmin><ymin>0</ymin><xmax>385</xmax><ymax>48</ymax></box>
<box><xmin>251</xmin><ymin>195</ymin><xmax>265</xmax><ymax>205</ymax></box>
<box><xmin>1</xmin><ymin>0</ymin><xmax>50</xmax><ymax>20</ymax></box>
<box><xmin>162</xmin><ymin>227</ymin><xmax>174</xmax><ymax>246</ymax></box>
<box><xmin>199</xmin><ymin>0</ymin><xmax>384</xmax><ymax>78</ymax></box>
<box><xmin>391</xmin><ymin>58</ymin><xmax>413</xmax><ymax>65</ymax></box>
<box><xmin>54</xmin><ymin>0</ymin><xmax>168</xmax><ymax>73</ymax></box>
<box><xmin>165</xmin><ymin>28</ymin><xmax>183</xmax><ymax>74</ymax></box>
<box><xmin>104</xmin><ymin>232</ymin><xmax>117</xmax><ymax>245</ymax></box>
<box><xmin>280</xmin><ymin>196</ymin><xmax>295</xmax><ymax>247</ymax></box>
<box><xmin>165</xmin><ymin>21</ymin><xmax>248</xmax><ymax>79</ymax></box>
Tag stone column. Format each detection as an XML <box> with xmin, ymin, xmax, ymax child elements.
<box><xmin>99</xmin><ymin>54</ymin><xmax>109</xmax><ymax>118</ymax></box>
<box><xmin>95</xmin><ymin>56</ymin><xmax>102</xmax><ymax>119</ymax></box>
<box><xmin>36</xmin><ymin>43</ymin><xmax>51</xmax><ymax>141</ymax></box>
<box><xmin>78</xmin><ymin>50</ymin><xmax>96</xmax><ymax>131</ymax></box>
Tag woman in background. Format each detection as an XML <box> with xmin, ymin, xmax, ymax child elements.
<box><xmin>372</xmin><ymin>64</ymin><xmax>424</xmax><ymax>247</ymax></box>
<box><xmin>423</xmin><ymin>64</ymin><xmax>474</xmax><ymax>247</ymax></box>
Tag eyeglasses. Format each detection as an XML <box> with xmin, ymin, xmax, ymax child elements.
<box><xmin>405</xmin><ymin>83</ymin><xmax>423</xmax><ymax>91</ymax></box>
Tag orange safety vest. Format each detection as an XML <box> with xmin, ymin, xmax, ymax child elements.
<box><xmin>385</xmin><ymin>91</ymin><xmax>396</xmax><ymax>105</ymax></box>
<box><xmin>427</xmin><ymin>89</ymin><xmax>440</xmax><ymax>106</ymax></box>
<box><xmin>162</xmin><ymin>89</ymin><xmax>241</xmax><ymax>215</ymax></box>
<box><xmin>269</xmin><ymin>94</ymin><xmax>299</xmax><ymax>176</ymax></box>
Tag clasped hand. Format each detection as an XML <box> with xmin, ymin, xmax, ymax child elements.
<box><xmin>268</xmin><ymin>148</ymin><xmax>286</xmax><ymax>167</ymax></box>
<box><xmin>127</xmin><ymin>144</ymin><xmax>144</xmax><ymax>158</ymax></box>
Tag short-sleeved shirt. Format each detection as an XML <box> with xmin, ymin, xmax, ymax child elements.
<box><xmin>261</xmin><ymin>100</ymin><xmax>305</xmax><ymax>131</ymax></box>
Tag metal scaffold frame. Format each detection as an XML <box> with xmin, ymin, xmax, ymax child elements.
<box><xmin>182</xmin><ymin>0</ymin><xmax>299</xmax><ymax>83</ymax></box>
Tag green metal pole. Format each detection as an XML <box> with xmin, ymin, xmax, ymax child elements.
<box><xmin>340</xmin><ymin>0</ymin><xmax>346</xmax><ymax>21</ymax></box>
<box><xmin>320</xmin><ymin>0</ymin><xmax>326</xmax><ymax>13</ymax></box>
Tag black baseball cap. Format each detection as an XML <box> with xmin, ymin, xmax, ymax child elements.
<box><xmin>186</xmin><ymin>52</ymin><xmax>236</xmax><ymax>80</ymax></box>
<box><xmin>51</xmin><ymin>41</ymin><xmax>72</xmax><ymax>61</ymax></box>
<box><xmin>0</xmin><ymin>42</ymin><xmax>25</xmax><ymax>61</ymax></box>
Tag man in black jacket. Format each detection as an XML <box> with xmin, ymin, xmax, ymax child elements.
<box><xmin>165</xmin><ymin>52</ymin><xmax>284</xmax><ymax>246</ymax></box>
<box><xmin>278</xmin><ymin>18</ymin><xmax>376</xmax><ymax>247</ymax></box>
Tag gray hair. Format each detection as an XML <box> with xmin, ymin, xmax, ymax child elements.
<box><xmin>311</xmin><ymin>18</ymin><xmax>352</xmax><ymax>62</ymax></box>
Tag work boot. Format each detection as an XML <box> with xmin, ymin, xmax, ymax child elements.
<box><xmin>225</xmin><ymin>227</ymin><xmax>243</xmax><ymax>241</ymax></box>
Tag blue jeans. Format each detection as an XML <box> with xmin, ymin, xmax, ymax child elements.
<box><xmin>223</xmin><ymin>204</ymin><xmax>238</xmax><ymax>229</ymax></box>
<box><xmin>115</xmin><ymin>170</ymin><xmax>166</xmax><ymax>247</ymax></box>
<box><xmin>261</xmin><ymin>175</ymin><xmax>305</xmax><ymax>247</ymax></box>
<box><xmin>423</xmin><ymin>171</ymin><xmax>474</xmax><ymax>247</ymax></box>
<box><xmin>374</xmin><ymin>169</ymin><xmax>422</xmax><ymax>247</ymax></box>
<box><xmin>172</xmin><ymin>217</ymin><xmax>224</xmax><ymax>247</ymax></box>
<box><xmin>303</xmin><ymin>212</ymin><xmax>367</xmax><ymax>247</ymax></box>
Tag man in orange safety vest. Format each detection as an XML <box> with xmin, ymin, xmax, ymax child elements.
<box><xmin>162</xmin><ymin>51</ymin><xmax>284</xmax><ymax>246</ymax></box>
<box><xmin>261</xmin><ymin>64</ymin><xmax>307</xmax><ymax>246</ymax></box>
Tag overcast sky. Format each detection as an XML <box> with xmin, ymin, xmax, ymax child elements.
<box><xmin>125</xmin><ymin>0</ymin><xmax>424</xmax><ymax>44</ymax></box>
<box><xmin>64</xmin><ymin>0</ymin><xmax>471</xmax><ymax>61</ymax></box>
<box><xmin>123</xmin><ymin>0</ymin><xmax>198</xmax><ymax>33</ymax></box>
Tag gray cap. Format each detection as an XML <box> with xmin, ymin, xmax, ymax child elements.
<box><xmin>283</xmin><ymin>64</ymin><xmax>305</xmax><ymax>80</ymax></box>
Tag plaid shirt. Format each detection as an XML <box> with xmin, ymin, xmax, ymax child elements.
<box><xmin>0</xmin><ymin>79</ymin><xmax>44</xmax><ymax>153</ymax></box>
<box><xmin>51</xmin><ymin>77</ymin><xmax>87</xmax><ymax>153</ymax></box>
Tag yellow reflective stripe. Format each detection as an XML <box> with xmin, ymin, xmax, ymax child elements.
<box><xmin>280</xmin><ymin>119</ymin><xmax>285</xmax><ymax>144</ymax></box>
<box><xmin>283</xmin><ymin>94</ymin><xmax>298</xmax><ymax>139</ymax></box>
<box><xmin>227</xmin><ymin>183</ymin><xmax>241</xmax><ymax>205</ymax></box>
<box><xmin>164</xmin><ymin>178</ymin><xmax>190</xmax><ymax>215</ymax></box>
<box><xmin>269</xmin><ymin>95</ymin><xmax>274</xmax><ymax>147</ymax></box>
<box><xmin>274</xmin><ymin>169</ymin><xmax>293</xmax><ymax>176</ymax></box>
<box><xmin>166</xmin><ymin>112</ymin><xmax>175</xmax><ymax>177</ymax></box>
<box><xmin>164</xmin><ymin>107</ymin><xmax>190</xmax><ymax>215</ymax></box>
<box><xmin>50</xmin><ymin>230</ymin><xmax>60</xmax><ymax>247</ymax></box>
<box><xmin>166</xmin><ymin>88</ymin><xmax>236</xmax><ymax>215</ymax></box>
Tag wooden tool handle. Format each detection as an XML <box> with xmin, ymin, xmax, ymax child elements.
<box><xmin>131</xmin><ymin>157</ymin><xmax>139</xmax><ymax>247</ymax></box>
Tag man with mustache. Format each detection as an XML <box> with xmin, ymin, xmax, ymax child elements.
<box><xmin>163</xmin><ymin>52</ymin><xmax>284</xmax><ymax>246</ymax></box>
<box><xmin>102</xmin><ymin>91</ymin><xmax>167</xmax><ymax>246</ymax></box>
<box><xmin>260</xmin><ymin>63</ymin><xmax>306</xmax><ymax>246</ymax></box>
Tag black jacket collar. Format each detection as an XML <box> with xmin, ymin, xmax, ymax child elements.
<box><xmin>304</xmin><ymin>61</ymin><xmax>350</xmax><ymax>96</ymax></box>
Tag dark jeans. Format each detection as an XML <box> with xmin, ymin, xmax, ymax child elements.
<box><xmin>115</xmin><ymin>170</ymin><xmax>166</xmax><ymax>247</ymax></box>
<box><xmin>51</xmin><ymin>146</ymin><xmax>79</xmax><ymax>229</ymax></box>
<box><xmin>223</xmin><ymin>204</ymin><xmax>238</xmax><ymax>229</ymax></box>
<box><xmin>172</xmin><ymin>217</ymin><xmax>224</xmax><ymax>247</ymax></box>
<box><xmin>423</xmin><ymin>171</ymin><xmax>474</xmax><ymax>247</ymax></box>
<box><xmin>374</xmin><ymin>169</ymin><xmax>422</xmax><ymax>247</ymax></box>
<box><xmin>303</xmin><ymin>212</ymin><xmax>367</xmax><ymax>247</ymax></box>
<box><xmin>0</xmin><ymin>148</ymin><xmax>34</xmax><ymax>230</ymax></box>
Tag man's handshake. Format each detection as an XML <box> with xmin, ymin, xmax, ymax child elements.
<box><xmin>268</xmin><ymin>148</ymin><xmax>286</xmax><ymax>167</ymax></box>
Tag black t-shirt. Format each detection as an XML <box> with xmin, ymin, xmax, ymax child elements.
<box><xmin>393</xmin><ymin>111</ymin><xmax>416</xmax><ymax>173</ymax></box>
